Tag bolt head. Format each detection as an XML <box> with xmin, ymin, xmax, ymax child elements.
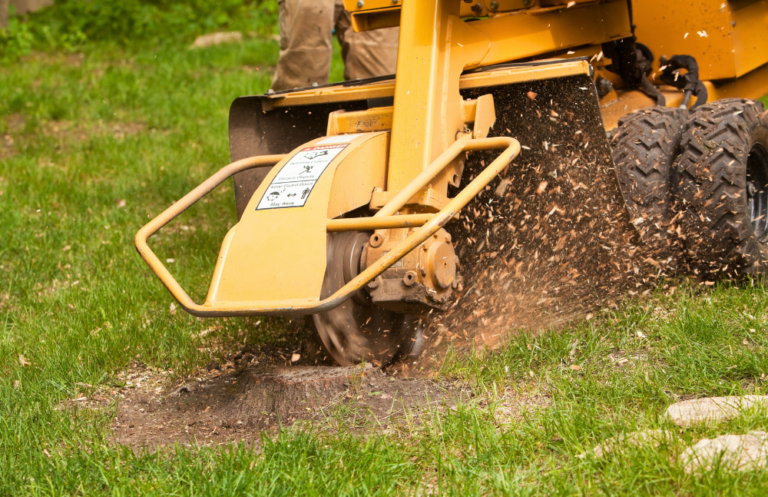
<box><xmin>490</xmin><ymin>0</ymin><xmax>499</xmax><ymax>10</ymax></box>
<box><xmin>357</xmin><ymin>0</ymin><xmax>364</xmax><ymax>7</ymax></box>
<box><xmin>369</xmin><ymin>233</ymin><xmax>384</xmax><ymax>248</ymax></box>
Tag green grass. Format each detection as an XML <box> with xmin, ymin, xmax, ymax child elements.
<box><xmin>2</xmin><ymin>36</ymin><xmax>768</xmax><ymax>494</ymax></box>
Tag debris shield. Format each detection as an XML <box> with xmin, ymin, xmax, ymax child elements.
<box><xmin>412</xmin><ymin>73</ymin><xmax>656</xmax><ymax>370</ymax></box>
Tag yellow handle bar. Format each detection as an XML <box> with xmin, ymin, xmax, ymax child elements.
<box><xmin>135</xmin><ymin>136</ymin><xmax>520</xmax><ymax>317</ymax></box>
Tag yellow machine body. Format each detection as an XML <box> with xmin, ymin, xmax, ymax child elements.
<box><xmin>634</xmin><ymin>0</ymin><xmax>768</xmax><ymax>81</ymax></box>
<box><xmin>137</xmin><ymin>0</ymin><xmax>768</xmax><ymax>325</ymax></box>
<box><xmin>208</xmin><ymin>133</ymin><xmax>389</xmax><ymax>306</ymax></box>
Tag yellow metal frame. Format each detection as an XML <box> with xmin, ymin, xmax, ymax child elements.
<box><xmin>139</xmin><ymin>0</ymin><xmax>768</xmax><ymax>320</ymax></box>
<box><xmin>326</xmin><ymin>95</ymin><xmax>496</xmax><ymax>138</ymax></box>
<box><xmin>633</xmin><ymin>0</ymin><xmax>768</xmax><ymax>81</ymax></box>
<box><xmin>135</xmin><ymin>136</ymin><xmax>520</xmax><ymax>316</ymax></box>
<box><xmin>261</xmin><ymin>59</ymin><xmax>591</xmax><ymax>111</ymax></box>
<box><xmin>345</xmin><ymin>0</ymin><xmax>620</xmax><ymax>25</ymax></box>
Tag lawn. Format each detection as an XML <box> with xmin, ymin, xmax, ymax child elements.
<box><xmin>3</xmin><ymin>14</ymin><xmax>768</xmax><ymax>496</ymax></box>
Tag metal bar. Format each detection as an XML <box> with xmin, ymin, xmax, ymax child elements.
<box><xmin>375</xmin><ymin>134</ymin><xmax>516</xmax><ymax>217</ymax></box>
<box><xmin>327</xmin><ymin>214</ymin><xmax>434</xmax><ymax>232</ymax></box>
<box><xmin>263</xmin><ymin>60</ymin><xmax>590</xmax><ymax>110</ymax></box>
<box><xmin>135</xmin><ymin>155</ymin><xmax>285</xmax><ymax>314</ymax></box>
<box><xmin>387</xmin><ymin>0</ymin><xmax>455</xmax><ymax>192</ymax></box>
<box><xmin>376</xmin><ymin>134</ymin><xmax>472</xmax><ymax>217</ymax></box>
<box><xmin>387</xmin><ymin>0</ymin><xmax>491</xmax><ymax>198</ymax></box>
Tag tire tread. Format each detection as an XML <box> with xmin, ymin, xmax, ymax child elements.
<box><xmin>611</xmin><ymin>107</ymin><xmax>687</xmax><ymax>261</ymax></box>
<box><xmin>673</xmin><ymin>98</ymin><xmax>767</xmax><ymax>276</ymax></box>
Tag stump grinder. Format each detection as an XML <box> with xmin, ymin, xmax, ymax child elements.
<box><xmin>137</xmin><ymin>0</ymin><xmax>768</xmax><ymax>366</ymax></box>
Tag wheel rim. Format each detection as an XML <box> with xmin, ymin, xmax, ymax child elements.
<box><xmin>747</xmin><ymin>144</ymin><xmax>768</xmax><ymax>242</ymax></box>
<box><xmin>312</xmin><ymin>231</ymin><xmax>423</xmax><ymax>366</ymax></box>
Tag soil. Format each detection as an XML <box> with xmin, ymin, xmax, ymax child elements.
<box><xmin>106</xmin><ymin>359</ymin><xmax>461</xmax><ymax>450</ymax></box>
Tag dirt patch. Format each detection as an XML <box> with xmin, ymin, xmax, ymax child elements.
<box><xmin>4</xmin><ymin>113</ymin><xmax>26</xmax><ymax>134</ymax></box>
<box><xmin>39</xmin><ymin>118</ymin><xmax>147</xmax><ymax>144</ymax></box>
<box><xmin>1</xmin><ymin>113</ymin><xmax>147</xmax><ymax>158</ymax></box>
<box><xmin>105</xmin><ymin>360</ymin><xmax>459</xmax><ymax>450</ymax></box>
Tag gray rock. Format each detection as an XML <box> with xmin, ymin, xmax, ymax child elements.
<box><xmin>665</xmin><ymin>396</ymin><xmax>768</xmax><ymax>427</ymax></box>
<box><xmin>190</xmin><ymin>32</ymin><xmax>243</xmax><ymax>49</ymax></box>
<box><xmin>681</xmin><ymin>432</ymin><xmax>768</xmax><ymax>473</ymax></box>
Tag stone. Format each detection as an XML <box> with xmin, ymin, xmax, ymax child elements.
<box><xmin>189</xmin><ymin>32</ymin><xmax>242</xmax><ymax>49</ymax></box>
<box><xmin>681</xmin><ymin>432</ymin><xmax>768</xmax><ymax>473</ymax></box>
<box><xmin>665</xmin><ymin>396</ymin><xmax>768</xmax><ymax>427</ymax></box>
<box><xmin>578</xmin><ymin>429</ymin><xmax>674</xmax><ymax>458</ymax></box>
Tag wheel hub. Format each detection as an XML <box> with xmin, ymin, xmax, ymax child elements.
<box><xmin>747</xmin><ymin>144</ymin><xmax>768</xmax><ymax>241</ymax></box>
<box><xmin>362</xmin><ymin>228</ymin><xmax>459</xmax><ymax>313</ymax></box>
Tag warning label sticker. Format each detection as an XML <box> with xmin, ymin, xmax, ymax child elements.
<box><xmin>256</xmin><ymin>144</ymin><xmax>348</xmax><ymax>210</ymax></box>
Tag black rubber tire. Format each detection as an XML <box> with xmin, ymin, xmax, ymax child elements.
<box><xmin>611</xmin><ymin>107</ymin><xmax>687</xmax><ymax>264</ymax></box>
<box><xmin>674</xmin><ymin>98</ymin><xmax>768</xmax><ymax>277</ymax></box>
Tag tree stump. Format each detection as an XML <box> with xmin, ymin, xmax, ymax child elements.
<box><xmin>228</xmin><ymin>367</ymin><xmax>366</xmax><ymax>424</ymax></box>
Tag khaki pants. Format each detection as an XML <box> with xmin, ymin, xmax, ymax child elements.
<box><xmin>271</xmin><ymin>0</ymin><xmax>399</xmax><ymax>91</ymax></box>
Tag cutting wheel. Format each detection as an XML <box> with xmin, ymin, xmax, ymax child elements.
<box><xmin>312</xmin><ymin>231</ymin><xmax>424</xmax><ymax>366</ymax></box>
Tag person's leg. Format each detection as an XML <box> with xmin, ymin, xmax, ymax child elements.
<box><xmin>334</xmin><ymin>2</ymin><xmax>399</xmax><ymax>81</ymax></box>
<box><xmin>271</xmin><ymin>0</ymin><xmax>336</xmax><ymax>91</ymax></box>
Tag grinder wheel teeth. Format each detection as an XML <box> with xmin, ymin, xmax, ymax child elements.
<box><xmin>311</xmin><ymin>231</ymin><xmax>424</xmax><ymax>366</ymax></box>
